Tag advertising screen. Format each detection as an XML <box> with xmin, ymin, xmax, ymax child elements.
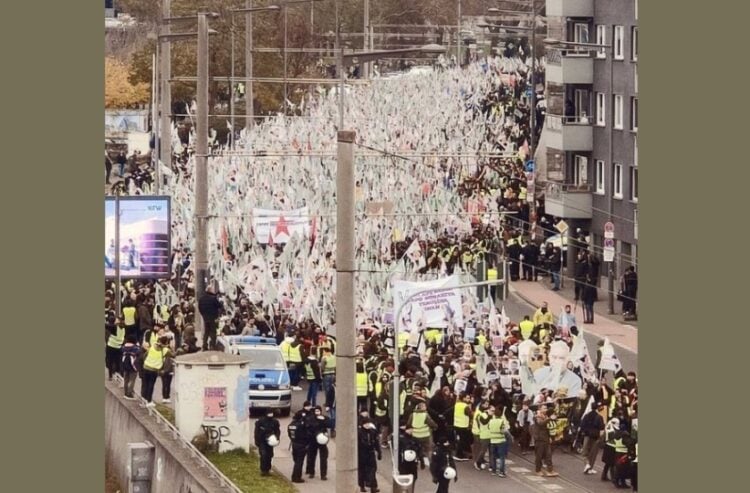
<box><xmin>105</xmin><ymin>196</ymin><xmax>171</xmax><ymax>279</ymax></box>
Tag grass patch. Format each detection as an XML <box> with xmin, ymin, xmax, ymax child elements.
<box><xmin>152</xmin><ymin>405</ymin><xmax>294</xmax><ymax>493</ymax></box>
<box><xmin>205</xmin><ymin>448</ymin><xmax>297</xmax><ymax>493</ymax></box>
<box><xmin>154</xmin><ymin>403</ymin><xmax>175</xmax><ymax>425</ymax></box>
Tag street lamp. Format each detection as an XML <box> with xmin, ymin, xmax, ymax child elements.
<box><xmin>282</xmin><ymin>0</ymin><xmax>323</xmax><ymax>118</ymax></box>
<box><xmin>544</xmin><ymin>38</ymin><xmax>616</xmax><ymax>312</ymax></box>
<box><xmin>334</xmin><ymin>42</ymin><xmax>444</xmax><ymax>493</ymax></box>
<box><xmin>229</xmin><ymin>4</ymin><xmax>281</xmax><ymax>145</ymax></box>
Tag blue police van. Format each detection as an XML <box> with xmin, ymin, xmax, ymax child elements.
<box><xmin>219</xmin><ymin>335</ymin><xmax>292</xmax><ymax>416</ymax></box>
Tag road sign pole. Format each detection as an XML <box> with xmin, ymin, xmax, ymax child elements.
<box><xmin>603</xmin><ymin>222</ymin><xmax>616</xmax><ymax>314</ymax></box>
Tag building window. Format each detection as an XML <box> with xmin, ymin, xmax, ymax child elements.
<box><xmin>630</xmin><ymin>97</ymin><xmax>638</xmax><ymax>131</ymax></box>
<box><xmin>630</xmin><ymin>166</ymin><xmax>639</xmax><ymax>202</ymax></box>
<box><xmin>574</xmin><ymin>155</ymin><xmax>588</xmax><ymax>186</ymax></box>
<box><xmin>574</xmin><ymin>23</ymin><xmax>590</xmax><ymax>44</ymax></box>
<box><xmin>596</xmin><ymin>25</ymin><xmax>606</xmax><ymax>58</ymax></box>
<box><xmin>614</xmin><ymin>94</ymin><xmax>623</xmax><ymax>129</ymax></box>
<box><xmin>634</xmin><ymin>209</ymin><xmax>638</xmax><ymax>240</ymax></box>
<box><xmin>634</xmin><ymin>65</ymin><xmax>638</xmax><ymax>93</ymax></box>
<box><xmin>613</xmin><ymin>163</ymin><xmax>623</xmax><ymax>199</ymax></box>
<box><xmin>595</xmin><ymin>160</ymin><xmax>605</xmax><ymax>194</ymax></box>
<box><xmin>631</xmin><ymin>27</ymin><xmax>638</xmax><ymax>61</ymax></box>
<box><xmin>596</xmin><ymin>92</ymin><xmax>606</xmax><ymax>126</ymax></box>
<box><xmin>614</xmin><ymin>26</ymin><xmax>624</xmax><ymax>60</ymax></box>
<box><xmin>634</xmin><ymin>136</ymin><xmax>638</xmax><ymax>166</ymax></box>
<box><xmin>635</xmin><ymin>0</ymin><xmax>638</xmax><ymax>21</ymax></box>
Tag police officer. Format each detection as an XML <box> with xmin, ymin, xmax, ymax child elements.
<box><xmin>305</xmin><ymin>406</ymin><xmax>331</xmax><ymax>480</ymax></box>
<box><xmin>430</xmin><ymin>438</ymin><xmax>457</xmax><ymax>493</ymax></box>
<box><xmin>289</xmin><ymin>402</ymin><xmax>313</xmax><ymax>483</ymax></box>
<box><xmin>398</xmin><ymin>425</ymin><xmax>424</xmax><ymax>482</ymax></box>
<box><xmin>254</xmin><ymin>409</ymin><xmax>281</xmax><ymax>476</ymax></box>
<box><xmin>358</xmin><ymin>416</ymin><xmax>381</xmax><ymax>493</ymax></box>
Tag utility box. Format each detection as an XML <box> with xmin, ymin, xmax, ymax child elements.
<box><xmin>393</xmin><ymin>474</ymin><xmax>415</xmax><ymax>493</ymax></box>
<box><xmin>174</xmin><ymin>351</ymin><xmax>251</xmax><ymax>453</ymax></box>
<box><xmin>128</xmin><ymin>441</ymin><xmax>155</xmax><ymax>493</ymax></box>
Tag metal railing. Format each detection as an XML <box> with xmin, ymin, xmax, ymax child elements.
<box><xmin>110</xmin><ymin>374</ymin><xmax>244</xmax><ymax>493</ymax></box>
<box><xmin>546</xmin><ymin>46</ymin><xmax>594</xmax><ymax>65</ymax></box>
<box><xmin>545</xmin><ymin>113</ymin><xmax>592</xmax><ymax>130</ymax></box>
<box><xmin>545</xmin><ymin>181</ymin><xmax>593</xmax><ymax>200</ymax></box>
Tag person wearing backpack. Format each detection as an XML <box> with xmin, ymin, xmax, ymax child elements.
<box><xmin>255</xmin><ymin>409</ymin><xmax>281</xmax><ymax>476</ymax></box>
<box><xmin>121</xmin><ymin>335</ymin><xmax>141</xmax><ymax>399</ymax></box>
<box><xmin>288</xmin><ymin>403</ymin><xmax>312</xmax><ymax>483</ymax></box>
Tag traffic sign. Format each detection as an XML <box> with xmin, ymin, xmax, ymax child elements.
<box><xmin>525</xmin><ymin>160</ymin><xmax>535</xmax><ymax>173</ymax></box>
<box><xmin>603</xmin><ymin>238</ymin><xmax>615</xmax><ymax>262</ymax></box>
<box><xmin>555</xmin><ymin>220</ymin><xmax>569</xmax><ymax>234</ymax></box>
<box><xmin>604</xmin><ymin>221</ymin><xmax>615</xmax><ymax>239</ymax></box>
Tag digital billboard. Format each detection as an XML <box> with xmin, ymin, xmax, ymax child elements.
<box><xmin>105</xmin><ymin>196</ymin><xmax>171</xmax><ymax>279</ymax></box>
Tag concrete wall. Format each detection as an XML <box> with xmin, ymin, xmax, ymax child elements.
<box><xmin>105</xmin><ymin>381</ymin><xmax>233</xmax><ymax>493</ymax></box>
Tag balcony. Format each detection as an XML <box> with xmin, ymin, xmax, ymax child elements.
<box><xmin>546</xmin><ymin>48</ymin><xmax>594</xmax><ymax>85</ymax></box>
<box><xmin>545</xmin><ymin>182</ymin><xmax>593</xmax><ymax>219</ymax></box>
<box><xmin>546</xmin><ymin>0</ymin><xmax>594</xmax><ymax>18</ymax></box>
<box><xmin>544</xmin><ymin>115</ymin><xmax>593</xmax><ymax>151</ymax></box>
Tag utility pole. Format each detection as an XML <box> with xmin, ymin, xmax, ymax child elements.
<box><xmin>607</xmin><ymin>38</ymin><xmax>615</xmax><ymax>314</ymax></box>
<box><xmin>245</xmin><ymin>0</ymin><xmax>254</xmax><ymax>135</ymax></box>
<box><xmin>457</xmin><ymin>0</ymin><xmax>462</xmax><ymax>65</ymax></box>
<box><xmin>529</xmin><ymin>0</ymin><xmax>537</xmax><ymax>219</ymax></box>
<box><xmin>194</xmin><ymin>12</ymin><xmax>210</xmax><ymax>336</ymax></box>
<box><xmin>159</xmin><ymin>0</ymin><xmax>171</xmax><ymax>193</ymax></box>
<box><xmin>363</xmin><ymin>0</ymin><xmax>369</xmax><ymax>79</ymax></box>
<box><xmin>114</xmin><ymin>190</ymin><xmax>122</xmax><ymax>316</ymax></box>
<box><xmin>335</xmin><ymin>129</ymin><xmax>357</xmax><ymax>493</ymax></box>
<box><xmin>283</xmin><ymin>5</ymin><xmax>289</xmax><ymax>117</ymax></box>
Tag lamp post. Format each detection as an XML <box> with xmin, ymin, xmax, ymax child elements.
<box><xmin>544</xmin><ymin>38</ymin><xmax>615</xmax><ymax>312</ymax></box>
<box><xmin>157</xmin><ymin>13</ymin><xmax>219</xmax><ymax>337</ymax></box>
<box><xmin>336</xmin><ymin>43</ymin><xmax>444</xmax><ymax>493</ymax></box>
<box><xmin>229</xmin><ymin>4</ymin><xmax>281</xmax><ymax>143</ymax></box>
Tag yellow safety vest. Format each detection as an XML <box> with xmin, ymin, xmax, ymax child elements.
<box><xmin>107</xmin><ymin>326</ymin><xmax>125</xmax><ymax>349</ymax></box>
<box><xmin>454</xmin><ymin>402</ymin><xmax>470</xmax><ymax>429</ymax></box>
<box><xmin>322</xmin><ymin>354</ymin><xmax>336</xmax><ymax>374</ymax></box>
<box><xmin>488</xmin><ymin>417</ymin><xmax>508</xmax><ymax>444</ymax></box>
<box><xmin>519</xmin><ymin>187</ymin><xmax>527</xmax><ymax>200</ymax></box>
<box><xmin>122</xmin><ymin>307</ymin><xmax>136</xmax><ymax>326</ymax></box>
<box><xmin>487</xmin><ymin>268</ymin><xmax>498</xmax><ymax>281</ymax></box>
<box><xmin>412</xmin><ymin>412</ymin><xmax>431</xmax><ymax>438</ymax></box>
<box><xmin>475</xmin><ymin>333</ymin><xmax>487</xmax><ymax>350</ymax></box>
<box><xmin>519</xmin><ymin>320</ymin><xmax>534</xmax><ymax>340</ymax></box>
<box><xmin>149</xmin><ymin>331</ymin><xmax>159</xmax><ymax>348</ymax></box>
<box><xmin>289</xmin><ymin>344</ymin><xmax>302</xmax><ymax>363</ymax></box>
<box><xmin>143</xmin><ymin>346</ymin><xmax>165</xmax><ymax>371</ymax></box>
<box><xmin>479</xmin><ymin>412</ymin><xmax>492</xmax><ymax>440</ymax></box>
<box><xmin>398</xmin><ymin>332</ymin><xmax>409</xmax><ymax>349</ymax></box>
<box><xmin>356</xmin><ymin>372</ymin><xmax>368</xmax><ymax>397</ymax></box>
<box><xmin>613</xmin><ymin>437</ymin><xmax>628</xmax><ymax>454</ymax></box>
<box><xmin>472</xmin><ymin>409</ymin><xmax>482</xmax><ymax>435</ymax></box>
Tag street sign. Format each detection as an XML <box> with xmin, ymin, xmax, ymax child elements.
<box><xmin>525</xmin><ymin>160</ymin><xmax>535</xmax><ymax>173</ymax></box>
<box><xmin>555</xmin><ymin>220</ymin><xmax>569</xmax><ymax>234</ymax></box>
<box><xmin>603</xmin><ymin>238</ymin><xmax>615</xmax><ymax>262</ymax></box>
<box><xmin>604</xmin><ymin>221</ymin><xmax>615</xmax><ymax>239</ymax></box>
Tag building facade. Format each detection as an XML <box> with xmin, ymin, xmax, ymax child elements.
<box><xmin>541</xmin><ymin>0</ymin><xmax>638</xmax><ymax>277</ymax></box>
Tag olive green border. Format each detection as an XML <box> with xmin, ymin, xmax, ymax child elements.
<box><xmin>3</xmin><ymin>3</ymin><xmax>103</xmax><ymax>491</ymax></box>
<box><xmin>642</xmin><ymin>1</ymin><xmax>747</xmax><ymax>491</ymax></box>
<box><xmin>4</xmin><ymin>1</ymin><xmax>743</xmax><ymax>492</ymax></box>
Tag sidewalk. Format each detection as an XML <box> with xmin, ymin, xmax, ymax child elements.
<box><xmin>510</xmin><ymin>278</ymin><xmax>638</xmax><ymax>353</ymax></box>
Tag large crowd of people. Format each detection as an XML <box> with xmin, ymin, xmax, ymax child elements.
<box><xmin>105</xmin><ymin>53</ymin><xmax>637</xmax><ymax>491</ymax></box>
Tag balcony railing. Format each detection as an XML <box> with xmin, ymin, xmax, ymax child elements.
<box><xmin>546</xmin><ymin>48</ymin><xmax>594</xmax><ymax>84</ymax></box>
<box><xmin>545</xmin><ymin>182</ymin><xmax>593</xmax><ymax>219</ymax></box>
<box><xmin>546</xmin><ymin>0</ymin><xmax>595</xmax><ymax>18</ymax></box>
<box><xmin>544</xmin><ymin>114</ymin><xmax>593</xmax><ymax>151</ymax></box>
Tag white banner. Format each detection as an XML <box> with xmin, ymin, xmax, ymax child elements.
<box><xmin>252</xmin><ymin>207</ymin><xmax>310</xmax><ymax>244</ymax></box>
<box><xmin>392</xmin><ymin>275</ymin><xmax>464</xmax><ymax>330</ymax></box>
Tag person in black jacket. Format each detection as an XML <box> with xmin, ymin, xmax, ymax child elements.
<box><xmin>198</xmin><ymin>285</ymin><xmax>223</xmax><ymax>350</ymax></box>
<box><xmin>254</xmin><ymin>409</ymin><xmax>281</xmax><ymax>476</ymax></box>
<box><xmin>398</xmin><ymin>425</ymin><xmax>425</xmax><ymax>483</ymax></box>
<box><xmin>431</xmin><ymin>438</ymin><xmax>457</xmax><ymax>493</ymax></box>
<box><xmin>289</xmin><ymin>403</ymin><xmax>313</xmax><ymax>483</ymax></box>
<box><xmin>305</xmin><ymin>406</ymin><xmax>331</xmax><ymax>480</ymax></box>
<box><xmin>580</xmin><ymin>403</ymin><xmax>606</xmax><ymax>474</ymax></box>
<box><xmin>582</xmin><ymin>275</ymin><xmax>597</xmax><ymax>323</ymax></box>
<box><xmin>358</xmin><ymin>417</ymin><xmax>381</xmax><ymax>493</ymax></box>
<box><xmin>548</xmin><ymin>247</ymin><xmax>562</xmax><ymax>291</ymax></box>
<box><xmin>521</xmin><ymin>241</ymin><xmax>539</xmax><ymax>281</ymax></box>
